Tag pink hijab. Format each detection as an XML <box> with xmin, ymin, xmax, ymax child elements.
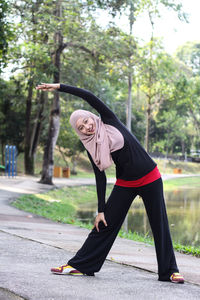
<box><xmin>69</xmin><ymin>109</ymin><xmax>124</xmax><ymax>171</ymax></box>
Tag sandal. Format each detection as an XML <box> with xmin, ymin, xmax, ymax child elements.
<box><xmin>51</xmin><ymin>264</ymin><xmax>84</xmax><ymax>276</ymax></box>
<box><xmin>170</xmin><ymin>272</ymin><xmax>184</xmax><ymax>284</ymax></box>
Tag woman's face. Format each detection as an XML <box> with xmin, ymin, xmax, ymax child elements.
<box><xmin>76</xmin><ymin>116</ymin><xmax>96</xmax><ymax>135</ymax></box>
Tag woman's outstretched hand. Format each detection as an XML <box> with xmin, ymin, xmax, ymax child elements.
<box><xmin>36</xmin><ymin>83</ymin><xmax>60</xmax><ymax>91</ymax></box>
<box><xmin>94</xmin><ymin>212</ymin><xmax>107</xmax><ymax>232</ymax></box>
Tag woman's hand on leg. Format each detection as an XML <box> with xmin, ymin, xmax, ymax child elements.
<box><xmin>94</xmin><ymin>212</ymin><xmax>107</xmax><ymax>232</ymax></box>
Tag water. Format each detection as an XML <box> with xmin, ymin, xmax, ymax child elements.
<box><xmin>76</xmin><ymin>188</ymin><xmax>200</xmax><ymax>247</ymax></box>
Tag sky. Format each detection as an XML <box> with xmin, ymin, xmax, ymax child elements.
<box><xmin>135</xmin><ymin>0</ymin><xmax>200</xmax><ymax>54</ymax></box>
<box><xmin>97</xmin><ymin>0</ymin><xmax>200</xmax><ymax>54</ymax></box>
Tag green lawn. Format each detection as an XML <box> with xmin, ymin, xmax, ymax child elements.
<box><xmin>14</xmin><ymin>150</ymin><xmax>200</xmax><ymax>177</ymax></box>
<box><xmin>164</xmin><ymin>176</ymin><xmax>200</xmax><ymax>191</ymax></box>
<box><xmin>12</xmin><ymin>185</ymin><xmax>106</xmax><ymax>224</ymax></box>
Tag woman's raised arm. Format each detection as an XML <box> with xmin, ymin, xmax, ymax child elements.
<box><xmin>36</xmin><ymin>83</ymin><xmax>116</xmax><ymax>120</ymax></box>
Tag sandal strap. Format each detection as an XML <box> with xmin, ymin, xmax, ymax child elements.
<box><xmin>69</xmin><ymin>269</ymin><xmax>83</xmax><ymax>275</ymax></box>
<box><xmin>51</xmin><ymin>264</ymin><xmax>74</xmax><ymax>272</ymax></box>
<box><xmin>171</xmin><ymin>273</ymin><xmax>184</xmax><ymax>279</ymax></box>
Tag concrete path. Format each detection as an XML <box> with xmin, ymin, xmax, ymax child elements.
<box><xmin>0</xmin><ymin>175</ymin><xmax>200</xmax><ymax>300</ymax></box>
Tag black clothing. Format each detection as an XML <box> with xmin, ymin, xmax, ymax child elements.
<box><xmin>58</xmin><ymin>84</ymin><xmax>179</xmax><ymax>281</ymax></box>
<box><xmin>58</xmin><ymin>84</ymin><xmax>156</xmax><ymax>212</ymax></box>
<box><xmin>68</xmin><ymin>178</ymin><xmax>179</xmax><ymax>281</ymax></box>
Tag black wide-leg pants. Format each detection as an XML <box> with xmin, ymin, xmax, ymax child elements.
<box><xmin>68</xmin><ymin>178</ymin><xmax>179</xmax><ymax>281</ymax></box>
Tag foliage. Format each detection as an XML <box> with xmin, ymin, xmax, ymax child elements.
<box><xmin>163</xmin><ymin>176</ymin><xmax>200</xmax><ymax>191</ymax></box>
<box><xmin>0</xmin><ymin>0</ymin><xmax>199</xmax><ymax>171</ymax></box>
<box><xmin>0</xmin><ymin>0</ymin><xmax>15</xmax><ymax>71</ymax></box>
<box><xmin>0</xmin><ymin>78</ymin><xmax>26</xmax><ymax>152</ymax></box>
<box><xmin>12</xmin><ymin>194</ymin><xmax>77</xmax><ymax>223</ymax></box>
<box><xmin>11</xmin><ymin>185</ymin><xmax>113</xmax><ymax>223</ymax></box>
<box><xmin>173</xmin><ymin>243</ymin><xmax>200</xmax><ymax>257</ymax></box>
<box><xmin>57</xmin><ymin>99</ymin><xmax>85</xmax><ymax>168</ymax></box>
<box><xmin>176</xmin><ymin>41</ymin><xmax>200</xmax><ymax>76</ymax></box>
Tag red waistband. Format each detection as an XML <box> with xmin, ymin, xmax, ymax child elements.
<box><xmin>115</xmin><ymin>166</ymin><xmax>161</xmax><ymax>187</ymax></box>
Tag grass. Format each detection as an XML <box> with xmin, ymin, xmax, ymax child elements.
<box><xmin>164</xmin><ymin>176</ymin><xmax>200</xmax><ymax>191</ymax></box>
<box><xmin>12</xmin><ymin>177</ymin><xmax>200</xmax><ymax>257</ymax></box>
<box><xmin>118</xmin><ymin>230</ymin><xmax>200</xmax><ymax>257</ymax></box>
<box><xmin>173</xmin><ymin>243</ymin><xmax>200</xmax><ymax>257</ymax></box>
<box><xmin>12</xmin><ymin>185</ymin><xmax>110</xmax><ymax>224</ymax></box>
<box><xmin>11</xmin><ymin>148</ymin><xmax>200</xmax><ymax>177</ymax></box>
<box><xmin>155</xmin><ymin>158</ymin><xmax>200</xmax><ymax>175</ymax></box>
<box><xmin>118</xmin><ymin>230</ymin><xmax>154</xmax><ymax>245</ymax></box>
<box><xmin>13</xmin><ymin>194</ymin><xmax>77</xmax><ymax>224</ymax></box>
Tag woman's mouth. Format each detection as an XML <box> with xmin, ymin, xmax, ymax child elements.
<box><xmin>88</xmin><ymin>125</ymin><xmax>94</xmax><ymax>133</ymax></box>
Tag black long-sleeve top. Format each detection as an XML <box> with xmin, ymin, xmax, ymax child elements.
<box><xmin>58</xmin><ymin>84</ymin><xmax>156</xmax><ymax>212</ymax></box>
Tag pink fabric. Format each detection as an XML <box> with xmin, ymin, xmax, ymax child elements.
<box><xmin>69</xmin><ymin>109</ymin><xmax>124</xmax><ymax>171</ymax></box>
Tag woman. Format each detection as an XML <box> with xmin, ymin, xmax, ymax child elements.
<box><xmin>36</xmin><ymin>83</ymin><xmax>184</xmax><ymax>283</ymax></box>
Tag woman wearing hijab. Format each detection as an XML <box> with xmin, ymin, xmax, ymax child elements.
<box><xmin>36</xmin><ymin>83</ymin><xmax>184</xmax><ymax>283</ymax></box>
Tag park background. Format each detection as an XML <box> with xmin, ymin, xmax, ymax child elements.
<box><xmin>0</xmin><ymin>0</ymin><xmax>200</xmax><ymax>253</ymax></box>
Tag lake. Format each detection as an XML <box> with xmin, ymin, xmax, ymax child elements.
<box><xmin>76</xmin><ymin>188</ymin><xmax>200</xmax><ymax>247</ymax></box>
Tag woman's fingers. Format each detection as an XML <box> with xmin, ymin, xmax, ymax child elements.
<box><xmin>36</xmin><ymin>84</ymin><xmax>51</xmax><ymax>90</ymax></box>
<box><xmin>36</xmin><ymin>83</ymin><xmax>59</xmax><ymax>90</ymax></box>
<box><xmin>103</xmin><ymin>217</ymin><xmax>107</xmax><ymax>227</ymax></box>
<box><xmin>94</xmin><ymin>220</ymin><xmax>99</xmax><ymax>232</ymax></box>
<box><xmin>94</xmin><ymin>215</ymin><xmax>107</xmax><ymax>232</ymax></box>
<box><xmin>36</xmin><ymin>85</ymin><xmax>46</xmax><ymax>90</ymax></box>
<box><xmin>96</xmin><ymin>223</ymin><xmax>99</xmax><ymax>232</ymax></box>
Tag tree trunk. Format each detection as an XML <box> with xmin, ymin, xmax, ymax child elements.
<box><xmin>125</xmin><ymin>1</ymin><xmax>134</xmax><ymax>132</ymax></box>
<box><xmin>1</xmin><ymin>141</ymin><xmax>5</xmax><ymax>165</ymax></box>
<box><xmin>58</xmin><ymin>145</ymin><xmax>69</xmax><ymax>167</ymax></box>
<box><xmin>24</xmin><ymin>2</ymin><xmax>40</xmax><ymax>175</ymax></box>
<box><xmin>189</xmin><ymin>107</ymin><xmax>200</xmax><ymax>138</ymax></box>
<box><xmin>39</xmin><ymin>71</ymin><xmax>61</xmax><ymax>185</ymax></box>
<box><xmin>126</xmin><ymin>73</ymin><xmax>132</xmax><ymax>131</ymax></box>
<box><xmin>145</xmin><ymin>12</ymin><xmax>154</xmax><ymax>153</ymax></box>
<box><xmin>123</xmin><ymin>1</ymin><xmax>135</xmax><ymax>232</ymax></box>
<box><xmin>39</xmin><ymin>100</ymin><xmax>60</xmax><ymax>184</ymax></box>
<box><xmin>39</xmin><ymin>0</ymin><xmax>62</xmax><ymax>184</ymax></box>
<box><xmin>181</xmin><ymin>140</ymin><xmax>185</xmax><ymax>156</ymax></box>
<box><xmin>71</xmin><ymin>156</ymin><xmax>77</xmax><ymax>175</ymax></box>
<box><xmin>145</xmin><ymin>100</ymin><xmax>151</xmax><ymax>153</ymax></box>
<box><xmin>30</xmin><ymin>91</ymin><xmax>47</xmax><ymax>158</ymax></box>
<box><xmin>24</xmin><ymin>77</ymin><xmax>34</xmax><ymax>174</ymax></box>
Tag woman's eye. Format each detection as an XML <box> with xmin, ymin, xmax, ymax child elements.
<box><xmin>84</xmin><ymin>119</ymin><xmax>88</xmax><ymax>123</ymax></box>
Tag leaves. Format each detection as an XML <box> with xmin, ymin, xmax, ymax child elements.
<box><xmin>0</xmin><ymin>0</ymin><xmax>199</xmax><ymax>165</ymax></box>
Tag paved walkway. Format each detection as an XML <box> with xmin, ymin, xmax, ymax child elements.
<box><xmin>0</xmin><ymin>175</ymin><xmax>200</xmax><ymax>300</ymax></box>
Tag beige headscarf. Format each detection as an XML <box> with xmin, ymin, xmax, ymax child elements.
<box><xmin>69</xmin><ymin>109</ymin><xmax>124</xmax><ymax>171</ymax></box>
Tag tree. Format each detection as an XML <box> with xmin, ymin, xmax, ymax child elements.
<box><xmin>0</xmin><ymin>0</ymin><xmax>14</xmax><ymax>72</ymax></box>
<box><xmin>3</xmin><ymin>0</ymin><xmax>194</xmax><ymax>178</ymax></box>
<box><xmin>153</xmin><ymin>109</ymin><xmax>191</xmax><ymax>156</ymax></box>
<box><xmin>0</xmin><ymin>78</ymin><xmax>26</xmax><ymax>164</ymax></box>
<box><xmin>39</xmin><ymin>0</ymin><xmax>63</xmax><ymax>184</ymax></box>
<box><xmin>40</xmin><ymin>1</ymin><xmax>134</xmax><ymax>184</ymax></box>
<box><xmin>39</xmin><ymin>0</ymin><xmax>110</xmax><ymax>183</ymax></box>
<box><xmin>135</xmin><ymin>0</ymin><xmax>187</xmax><ymax>152</ymax></box>
<box><xmin>137</xmin><ymin>42</ymin><xmax>177</xmax><ymax>151</ymax></box>
<box><xmin>174</xmin><ymin>44</ymin><xmax>200</xmax><ymax>149</ymax></box>
<box><xmin>10</xmin><ymin>0</ymin><xmax>54</xmax><ymax>175</ymax></box>
<box><xmin>176</xmin><ymin>41</ymin><xmax>200</xmax><ymax>76</ymax></box>
<box><xmin>176</xmin><ymin>76</ymin><xmax>200</xmax><ymax>149</ymax></box>
<box><xmin>57</xmin><ymin>101</ymin><xmax>85</xmax><ymax>174</ymax></box>
<box><xmin>150</xmin><ymin>59</ymin><xmax>199</xmax><ymax>155</ymax></box>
